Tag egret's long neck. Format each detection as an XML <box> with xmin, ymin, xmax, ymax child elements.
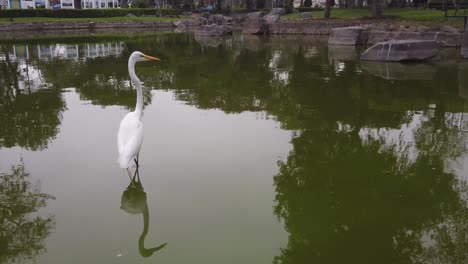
<box><xmin>128</xmin><ymin>59</ymin><xmax>143</xmax><ymax>117</ymax></box>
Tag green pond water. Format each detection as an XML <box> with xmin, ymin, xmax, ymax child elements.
<box><xmin>0</xmin><ymin>33</ymin><xmax>467</xmax><ymax>264</ymax></box>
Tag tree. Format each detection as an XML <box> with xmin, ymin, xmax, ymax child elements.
<box><xmin>324</xmin><ymin>0</ymin><xmax>333</xmax><ymax>18</ymax></box>
<box><xmin>371</xmin><ymin>0</ymin><xmax>382</xmax><ymax>17</ymax></box>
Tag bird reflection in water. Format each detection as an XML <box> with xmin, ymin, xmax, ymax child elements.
<box><xmin>120</xmin><ymin>167</ymin><xmax>167</xmax><ymax>257</ymax></box>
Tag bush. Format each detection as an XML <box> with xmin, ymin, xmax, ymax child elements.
<box><xmin>0</xmin><ymin>8</ymin><xmax>185</xmax><ymax>18</ymax></box>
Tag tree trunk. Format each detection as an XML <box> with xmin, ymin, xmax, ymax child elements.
<box><xmin>372</xmin><ymin>0</ymin><xmax>382</xmax><ymax>17</ymax></box>
<box><xmin>300</xmin><ymin>0</ymin><xmax>303</xmax><ymax>7</ymax></box>
<box><xmin>357</xmin><ymin>0</ymin><xmax>363</xmax><ymax>6</ymax></box>
<box><xmin>324</xmin><ymin>0</ymin><xmax>331</xmax><ymax>18</ymax></box>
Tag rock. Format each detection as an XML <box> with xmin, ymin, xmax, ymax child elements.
<box><xmin>246</xmin><ymin>11</ymin><xmax>265</xmax><ymax>19</ymax></box>
<box><xmin>194</xmin><ymin>24</ymin><xmax>232</xmax><ymax>36</ymax></box>
<box><xmin>461</xmin><ymin>30</ymin><xmax>468</xmax><ymax>59</ymax></box>
<box><xmin>417</xmin><ymin>25</ymin><xmax>429</xmax><ymax>32</ymax></box>
<box><xmin>125</xmin><ymin>13</ymin><xmax>136</xmax><ymax>17</ymax></box>
<box><xmin>300</xmin><ymin>12</ymin><xmax>311</xmax><ymax>18</ymax></box>
<box><xmin>328</xmin><ymin>27</ymin><xmax>368</xmax><ymax>46</ymax></box>
<box><xmin>270</xmin><ymin>8</ymin><xmax>286</xmax><ymax>16</ymax></box>
<box><xmin>174</xmin><ymin>18</ymin><xmax>205</xmax><ymax>32</ymax></box>
<box><xmin>208</xmin><ymin>14</ymin><xmax>226</xmax><ymax>25</ymax></box>
<box><xmin>367</xmin><ymin>30</ymin><xmax>461</xmax><ymax>47</ymax></box>
<box><xmin>442</xmin><ymin>25</ymin><xmax>459</xmax><ymax>34</ymax></box>
<box><xmin>263</xmin><ymin>14</ymin><xmax>280</xmax><ymax>24</ymax></box>
<box><xmin>361</xmin><ymin>40</ymin><xmax>440</xmax><ymax>62</ymax></box>
<box><xmin>174</xmin><ymin>20</ymin><xmax>185</xmax><ymax>29</ymax></box>
<box><xmin>182</xmin><ymin>11</ymin><xmax>192</xmax><ymax>16</ymax></box>
<box><xmin>242</xmin><ymin>13</ymin><xmax>269</xmax><ymax>35</ymax></box>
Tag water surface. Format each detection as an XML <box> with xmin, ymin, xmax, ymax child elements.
<box><xmin>0</xmin><ymin>33</ymin><xmax>467</xmax><ymax>264</ymax></box>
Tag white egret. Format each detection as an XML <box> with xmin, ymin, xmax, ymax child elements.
<box><xmin>118</xmin><ymin>51</ymin><xmax>160</xmax><ymax>169</ymax></box>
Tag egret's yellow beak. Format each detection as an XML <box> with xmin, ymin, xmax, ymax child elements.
<box><xmin>143</xmin><ymin>54</ymin><xmax>160</xmax><ymax>61</ymax></box>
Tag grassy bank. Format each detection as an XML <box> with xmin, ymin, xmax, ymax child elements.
<box><xmin>0</xmin><ymin>16</ymin><xmax>183</xmax><ymax>24</ymax></box>
<box><xmin>283</xmin><ymin>8</ymin><xmax>464</xmax><ymax>26</ymax></box>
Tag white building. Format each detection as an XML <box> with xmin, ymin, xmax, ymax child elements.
<box><xmin>0</xmin><ymin>0</ymin><xmax>119</xmax><ymax>8</ymax></box>
<box><xmin>81</xmin><ymin>0</ymin><xmax>119</xmax><ymax>8</ymax></box>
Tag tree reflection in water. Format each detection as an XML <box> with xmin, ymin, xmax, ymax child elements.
<box><xmin>0</xmin><ymin>46</ymin><xmax>65</xmax><ymax>151</ymax></box>
<box><xmin>0</xmin><ymin>160</ymin><xmax>55</xmax><ymax>263</ymax></box>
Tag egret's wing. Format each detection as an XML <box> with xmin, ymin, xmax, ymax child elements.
<box><xmin>117</xmin><ymin>113</ymin><xmax>143</xmax><ymax>168</ymax></box>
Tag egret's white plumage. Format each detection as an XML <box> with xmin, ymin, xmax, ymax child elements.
<box><xmin>118</xmin><ymin>51</ymin><xmax>160</xmax><ymax>168</ymax></box>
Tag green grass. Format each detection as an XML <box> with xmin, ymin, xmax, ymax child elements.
<box><xmin>0</xmin><ymin>16</ymin><xmax>183</xmax><ymax>24</ymax></box>
<box><xmin>282</xmin><ymin>7</ymin><xmax>464</xmax><ymax>26</ymax></box>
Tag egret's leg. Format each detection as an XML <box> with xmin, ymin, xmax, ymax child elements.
<box><xmin>134</xmin><ymin>155</ymin><xmax>139</xmax><ymax>168</ymax></box>
<box><xmin>132</xmin><ymin>168</ymin><xmax>138</xmax><ymax>181</ymax></box>
<box><xmin>136</xmin><ymin>167</ymin><xmax>141</xmax><ymax>182</ymax></box>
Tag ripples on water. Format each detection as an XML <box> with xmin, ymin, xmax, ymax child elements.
<box><xmin>0</xmin><ymin>33</ymin><xmax>467</xmax><ymax>264</ymax></box>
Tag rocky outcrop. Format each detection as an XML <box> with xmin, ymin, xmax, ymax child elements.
<box><xmin>361</xmin><ymin>40</ymin><xmax>440</xmax><ymax>62</ymax></box>
<box><xmin>328</xmin><ymin>26</ymin><xmax>368</xmax><ymax>45</ymax></box>
<box><xmin>242</xmin><ymin>12</ymin><xmax>268</xmax><ymax>35</ymax></box>
<box><xmin>242</xmin><ymin>9</ymin><xmax>284</xmax><ymax>35</ymax></box>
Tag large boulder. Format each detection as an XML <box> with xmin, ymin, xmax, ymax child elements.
<box><xmin>461</xmin><ymin>30</ymin><xmax>468</xmax><ymax>59</ymax></box>
<box><xmin>263</xmin><ymin>14</ymin><xmax>280</xmax><ymax>24</ymax></box>
<box><xmin>194</xmin><ymin>24</ymin><xmax>232</xmax><ymax>36</ymax></box>
<box><xmin>328</xmin><ymin>26</ymin><xmax>368</xmax><ymax>46</ymax></box>
<box><xmin>361</xmin><ymin>40</ymin><xmax>440</xmax><ymax>62</ymax></box>
<box><xmin>368</xmin><ymin>30</ymin><xmax>461</xmax><ymax>48</ymax></box>
<box><xmin>208</xmin><ymin>14</ymin><xmax>227</xmax><ymax>25</ymax></box>
<box><xmin>242</xmin><ymin>12</ymin><xmax>268</xmax><ymax>35</ymax></box>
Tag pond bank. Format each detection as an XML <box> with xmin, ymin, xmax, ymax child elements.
<box><xmin>0</xmin><ymin>20</ymin><xmax>175</xmax><ymax>35</ymax></box>
<box><xmin>0</xmin><ymin>16</ymin><xmax>464</xmax><ymax>47</ymax></box>
<box><xmin>269</xmin><ymin>19</ymin><xmax>463</xmax><ymax>47</ymax></box>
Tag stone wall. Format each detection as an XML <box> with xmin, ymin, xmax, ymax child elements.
<box><xmin>0</xmin><ymin>21</ymin><xmax>175</xmax><ymax>32</ymax></box>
